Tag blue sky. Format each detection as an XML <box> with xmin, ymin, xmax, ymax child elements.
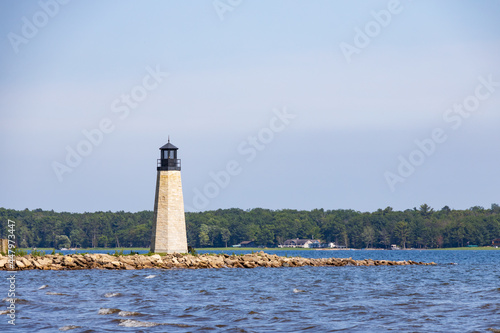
<box><xmin>1</xmin><ymin>0</ymin><xmax>499</xmax><ymax>213</ymax></box>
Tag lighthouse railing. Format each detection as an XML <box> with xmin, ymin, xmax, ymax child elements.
<box><xmin>157</xmin><ymin>159</ymin><xmax>181</xmax><ymax>170</ymax></box>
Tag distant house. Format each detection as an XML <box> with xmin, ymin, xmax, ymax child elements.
<box><xmin>282</xmin><ymin>239</ymin><xmax>321</xmax><ymax>248</ymax></box>
<box><xmin>238</xmin><ymin>241</ymin><xmax>256</xmax><ymax>248</ymax></box>
<box><xmin>492</xmin><ymin>238</ymin><xmax>500</xmax><ymax>247</ymax></box>
<box><xmin>282</xmin><ymin>238</ymin><xmax>300</xmax><ymax>248</ymax></box>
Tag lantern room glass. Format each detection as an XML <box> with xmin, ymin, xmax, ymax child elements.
<box><xmin>163</xmin><ymin>150</ymin><xmax>175</xmax><ymax>159</ymax></box>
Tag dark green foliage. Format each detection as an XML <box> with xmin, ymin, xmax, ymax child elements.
<box><xmin>0</xmin><ymin>209</ymin><xmax>153</xmax><ymax>249</ymax></box>
<box><xmin>188</xmin><ymin>246</ymin><xmax>198</xmax><ymax>256</ymax></box>
<box><xmin>0</xmin><ymin>204</ymin><xmax>499</xmax><ymax>249</ymax></box>
<box><xmin>55</xmin><ymin>235</ymin><xmax>71</xmax><ymax>249</ymax></box>
<box><xmin>30</xmin><ymin>249</ymin><xmax>45</xmax><ymax>257</ymax></box>
<box><xmin>13</xmin><ymin>247</ymin><xmax>27</xmax><ymax>256</ymax></box>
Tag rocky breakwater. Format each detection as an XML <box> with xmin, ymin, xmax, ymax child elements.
<box><xmin>0</xmin><ymin>252</ymin><xmax>436</xmax><ymax>271</ymax></box>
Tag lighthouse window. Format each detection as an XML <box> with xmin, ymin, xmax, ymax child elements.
<box><xmin>164</xmin><ymin>150</ymin><xmax>175</xmax><ymax>159</ymax></box>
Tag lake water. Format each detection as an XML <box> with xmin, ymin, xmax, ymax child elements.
<box><xmin>1</xmin><ymin>250</ymin><xmax>499</xmax><ymax>332</ymax></box>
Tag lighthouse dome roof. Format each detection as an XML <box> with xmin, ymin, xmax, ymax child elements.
<box><xmin>160</xmin><ymin>141</ymin><xmax>178</xmax><ymax>150</ymax></box>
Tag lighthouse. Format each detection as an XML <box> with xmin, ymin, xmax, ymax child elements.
<box><xmin>150</xmin><ymin>139</ymin><xmax>188</xmax><ymax>254</ymax></box>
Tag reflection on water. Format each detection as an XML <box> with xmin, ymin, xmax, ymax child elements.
<box><xmin>1</xmin><ymin>250</ymin><xmax>499</xmax><ymax>332</ymax></box>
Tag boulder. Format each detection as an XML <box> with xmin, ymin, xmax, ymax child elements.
<box><xmin>119</xmin><ymin>257</ymin><xmax>135</xmax><ymax>266</ymax></box>
<box><xmin>224</xmin><ymin>259</ymin><xmax>237</xmax><ymax>267</ymax></box>
<box><xmin>150</xmin><ymin>255</ymin><xmax>163</xmax><ymax>266</ymax></box>
<box><xmin>63</xmin><ymin>257</ymin><xmax>76</xmax><ymax>267</ymax></box>
<box><xmin>15</xmin><ymin>260</ymin><xmax>25</xmax><ymax>269</ymax></box>
<box><xmin>21</xmin><ymin>257</ymin><xmax>32</xmax><ymax>268</ymax></box>
<box><xmin>74</xmin><ymin>258</ymin><xmax>88</xmax><ymax>267</ymax></box>
<box><xmin>111</xmin><ymin>261</ymin><xmax>122</xmax><ymax>268</ymax></box>
<box><xmin>37</xmin><ymin>258</ymin><xmax>53</xmax><ymax>267</ymax></box>
<box><xmin>242</xmin><ymin>261</ymin><xmax>257</xmax><ymax>268</ymax></box>
<box><xmin>0</xmin><ymin>258</ymin><xmax>8</xmax><ymax>268</ymax></box>
<box><xmin>96</xmin><ymin>254</ymin><xmax>115</xmax><ymax>265</ymax></box>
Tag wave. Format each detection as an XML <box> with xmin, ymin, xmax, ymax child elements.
<box><xmin>98</xmin><ymin>308</ymin><xmax>121</xmax><ymax>315</ymax></box>
<box><xmin>118</xmin><ymin>311</ymin><xmax>142</xmax><ymax>317</ymax></box>
<box><xmin>46</xmin><ymin>292</ymin><xmax>70</xmax><ymax>296</ymax></box>
<box><xmin>2</xmin><ymin>297</ymin><xmax>29</xmax><ymax>304</ymax></box>
<box><xmin>104</xmin><ymin>292</ymin><xmax>121</xmax><ymax>298</ymax></box>
<box><xmin>118</xmin><ymin>319</ymin><xmax>162</xmax><ymax>327</ymax></box>
<box><xmin>59</xmin><ymin>325</ymin><xmax>81</xmax><ymax>331</ymax></box>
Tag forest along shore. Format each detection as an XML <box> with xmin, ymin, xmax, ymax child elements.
<box><xmin>0</xmin><ymin>251</ymin><xmax>436</xmax><ymax>270</ymax></box>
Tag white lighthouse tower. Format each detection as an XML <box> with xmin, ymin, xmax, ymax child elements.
<box><xmin>150</xmin><ymin>139</ymin><xmax>188</xmax><ymax>254</ymax></box>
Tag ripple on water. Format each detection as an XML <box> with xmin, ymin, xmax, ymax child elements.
<box><xmin>293</xmin><ymin>288</ymin><xmax>306</xmax><ymax>293</ymax></box>
<box><xmin>98</xmin><ymin>308</ymin><xmax>121</xmax><ymax>315</ymax></box>
<box><xmin>204</xmin><ymin>304</ymin><xmax>234</xmax><ymax>313</ymax></box>
<box><xmin>5</xmin><ymin>250</ymin><xmax>500</xmax><ymax>333</ymax></box>
<box><xmin>117</xmin><ymin>319</ymin><xmax>161</xmax><ymax>327</ymax></box>
<box><xmin>271</xmin><ymin>316</ymin><xmax>293</xmax><ymax>324</ymax></box>
<box><xmin>199</xmin><ymin>289</ymin><xmax>215</xmax><ymax>295</ymax></box>
<box><xmin>2</xmin><ymin>297</ymin><xmax>29</xmax><ymax>304</ymax></box>
<box><xmin>118</xmin><ymin>311</ymin><xmax>143</xmax><ymax>317</ymax></box>
<box><xmin>46</xmin><ymin>292</ymin><xmax>70</xmax><ymax>296</ymax></box>
<box><xmin>59</xmin><ymin>325</ymin><xmax>81</xmax><ymax>331</ymax></box>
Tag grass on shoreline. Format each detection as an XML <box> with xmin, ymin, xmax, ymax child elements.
<box><xmin>196</xmin><ymin>247</ymin><xmax>316</xmax><ymax>251</ymax></box>
<box><xmin>429</xmin><ymin>246</ymin><xmax>499</xmax><ymax>251</ymax></box>
<box><xmin>17</xmin><ymin>246</ymin><xmax>500</xmax><ymax>253</ymax></box>
<box><xmin>19</xmin><ymin>247</ymin><xmax>149</xmax><ymax>252</ymax></box>
<box><xmin>199</xmin><ymin>247</ymin><xmax>499</xmax><ymax>251</ymax></box>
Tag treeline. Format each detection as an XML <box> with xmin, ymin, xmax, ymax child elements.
<box><xmin>1</xmin><ymin>204</ymin><xmax>499</xmax><ymax>249</ymax></box>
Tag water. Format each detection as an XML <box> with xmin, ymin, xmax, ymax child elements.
<box><xmin>1</xmin><ymin>250</ymin><xmax>499</xmax><ymax>332</ymax></box>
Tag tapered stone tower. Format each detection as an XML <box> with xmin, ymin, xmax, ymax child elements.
<box><xmin>150</xmin><ymin>139</ymin><xmax>188</xmax><ymax>254</ymax></box>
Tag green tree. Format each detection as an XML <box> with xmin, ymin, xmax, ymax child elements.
<box><xmin>361</xmin><ymin>226</ymin><xmax>375</xmax><ymax>248</ymax></box>
<box><xmin>55</xmin><ymin>235</ymin><xmax>71</xmax><ymax>249</ymax></box>
<box><xmin>220</xmin><ymin>228</ymin><xmax>231</xmax><ymax>247</ymax></box>
<box><xmin>70</xmin><ymin>229</ymin><xmax>86</xmax><ymax>248</ymax></box>
<box><xmin>419</xmin><ymin>204</ymin><xmax>434</xmax><ymax>218</ymax></box>
<box><xmin>98</xmin><ymin>235</ymin><xmax>109</xmax><ymax>248</ymax></box>
<box><xmin>256</xmin><ymin>226</ymin><xmax>274</xmax><ymax>246</ymax></box>
<box><xmin>441</xmin><ymin>206</ymin><xmax>451</xmax><ymax>215</ymax></box>
<box><xmin>198</xmin><ymin>224</ymin><xmax>211</xmax><ymax>246</ymax></box>
<box><xmin>2</xmin><ymin>205</ymin><xmax>499</xmax><ymax>251</ymax></box>
<box><xmin>491</xmin><ymin>203</ymin><xmax>500</xmax><ymax>214</ymax></box>
<box><xmin>379</xmin><ymin>229</ymin><xmax>390</xmax><ymax>249</ymax></box>
<box><xmin>394</xmin><ymin>221</ymin><xmax>410</xmax><ymax>249</ymax></box>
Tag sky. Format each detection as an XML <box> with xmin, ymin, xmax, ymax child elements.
<box><xmin>1</xmin><ymin>0</ymin><xmax>499</xmax><ymax>213</ymax></box>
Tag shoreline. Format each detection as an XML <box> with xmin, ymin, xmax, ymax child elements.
<box><xmin>14</xmin><ymin>246</ymin><xmax>499</xmax><ymax>254</ymax></box>
<box><xmin>0</xmin><ymin>252</ymin><xmax>436</xmax><ymax>271</ymax></box>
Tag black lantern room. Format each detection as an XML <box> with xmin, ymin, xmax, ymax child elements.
<box><xmin>157</xmin><ymin>138</ymin><xmax>181</xmax><ymax>171</ymax></box>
